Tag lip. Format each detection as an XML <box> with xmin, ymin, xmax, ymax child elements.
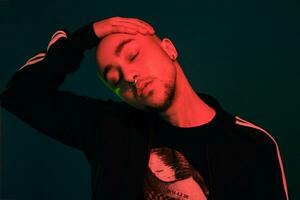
<box><xmin>136</xmin><ymin>79</ymin><xmax>153</xmax><ymax>97</ymax></box>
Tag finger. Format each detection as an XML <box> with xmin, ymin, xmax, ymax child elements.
<box><xmin>130</xmin><ymin>18</ymin><xmax>155</xmax><ymax>34</ymax></box>
<box><xmin>127</xmin><ymin>18</ymin><xmax>155</xmax><ymax>34</ymax></box>
<box><xmin>111</xmin><ymin>25</ymin><xmax>138</xmax><ymax>35</ymax></box>
<box><xmin>110</xmin><ymin>17</ymin><xmax>154</xmax><ymax>35</ymax></box>
<box><xmin>113</xmin><ymin>21</ymin><xmax>149</xmax><ymax>35</ymax></box>
<box><xmin>113</xmin><ymin>20</ymin><xmax>148</xmax><ymax>34</ymax></box>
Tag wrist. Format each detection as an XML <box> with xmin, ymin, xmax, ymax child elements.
<box><xmin>69</xmin><ymin>22</ymin><xmax>101</xmax><ymax>52</ymax></box>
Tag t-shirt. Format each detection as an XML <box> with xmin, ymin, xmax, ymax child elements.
<box><xmin>144</xmin><ymin>113</ymin><xmax>221</xmax><ymax>200</ymax></box>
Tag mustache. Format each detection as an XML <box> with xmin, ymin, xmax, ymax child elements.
<box><xmin>133</xmin><ymin>78</ymin><xmax>154</xmax><ymax>97</ymax></box>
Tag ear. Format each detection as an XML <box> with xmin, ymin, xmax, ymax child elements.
<box><xmin>161</xmin><ymin>38</ymin><xmax>178</xmax><ymax>61</ymax></box>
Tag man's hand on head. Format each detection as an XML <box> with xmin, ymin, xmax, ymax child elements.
<box><xmin>93</xmin><ymin>16</ymin><xmax>155</xmax><ymax>39</ymax></box>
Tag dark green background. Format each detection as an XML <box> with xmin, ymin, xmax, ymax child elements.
<box><xmin>1</xmin><ymin>0</ymin><xmax>299</xmax><ymax>199</ymax></box>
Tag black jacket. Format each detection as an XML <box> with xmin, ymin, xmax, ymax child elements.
<box><xmin>0</xmin><ymin>23</ymin><xmax>289</xmax><ymax>200</ymax></box>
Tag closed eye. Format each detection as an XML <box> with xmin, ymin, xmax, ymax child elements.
<box><xmin>130</xmin><ymin>51</ymin><xmax>139</xmax><ymax>62</ymax></box>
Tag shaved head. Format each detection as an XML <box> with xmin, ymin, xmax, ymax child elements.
<box><xmin>95</xmin><ymin>32</ymin><xmax>178</xmax><ymax>113</ymax></box>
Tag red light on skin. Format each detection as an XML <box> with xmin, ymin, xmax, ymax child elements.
<box><xmin>95</xmin><ymin>32</ymin><xmax>177</xmax><ymax>112</ymax></box>
<box><xmin>136</xmin><ymin>79</ymin><xmax>154</xmax><ymax>98</ymax></box>
<box><xmin>140</xmin><ymin>80</ymin><xmax>153</xmax><ymax>97</ymax></box>
<box><xmin>96</xmin><ymin>25</ymin><xmax>217</xmax><ymax>128</ymax></box>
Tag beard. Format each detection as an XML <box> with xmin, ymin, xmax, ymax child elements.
<box><xmin>144</xmin><ymin>81</ymin><xmax>176</xmax><ymax>114</ymax></box>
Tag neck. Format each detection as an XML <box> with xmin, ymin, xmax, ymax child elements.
<box><xmin>159</xmin><ymin>63</ymin><xmax>216</xmax><ymax>128</ymax></box>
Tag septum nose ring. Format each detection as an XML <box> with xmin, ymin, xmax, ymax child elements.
<box><xmin>128</xmin><ymin>77</ymin><xmax>137</xmax><ymax>87</ymax></box>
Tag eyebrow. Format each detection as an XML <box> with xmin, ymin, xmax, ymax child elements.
<box><xmin>115</xmin><ymin>38</ymin><xmax>134</xmax><ymax>57</ymax></box>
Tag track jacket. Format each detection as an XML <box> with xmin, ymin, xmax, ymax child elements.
<box><xmin>0</xmin><ymin>22</ymin><xmax>289</xmax><ymax>200</ymax></box>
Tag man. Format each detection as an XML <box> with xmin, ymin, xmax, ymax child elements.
<box><xmin>0</xmin><ymin>17</ymin><xmax>289</xmax><ymax>199</ymax></box>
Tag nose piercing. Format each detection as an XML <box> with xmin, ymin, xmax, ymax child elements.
<box><xmin>128</xmin><ymin>78</ymin><xmax>137</xmax><ymax>87</ymax></box>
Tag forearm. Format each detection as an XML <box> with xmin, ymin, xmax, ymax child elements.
<box><xmin>0</xmin><ymin>22</ymin><xmax>101</xmax><ymax>149</ymax></box>
<box><xmin>1</xmin><ymin>22</ymin><xmax>99</xmax><ymax>94</ymax></box>
<box><xmin>0</xmin><ymin>17</ymin><xmax>154</xmax><ymax>150</ymax></box>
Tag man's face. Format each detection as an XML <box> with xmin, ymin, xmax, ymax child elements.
<box><xmin>95</xmin><ymin>33</ymin><xmax>177</xmax><ymax>113</ymax></box>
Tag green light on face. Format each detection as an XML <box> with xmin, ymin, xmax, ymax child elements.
<box><xmin>96</xmin><ymin>71</ymin><xmax>123</xmax><ymax>100</ymax></box>
<box><xmin>114</xmin><ymin>87</ymin><xmax>121</xmax><ymax>98</ymax></box>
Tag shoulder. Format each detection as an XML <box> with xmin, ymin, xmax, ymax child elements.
<box><xmin>231</xmin><ymin>115</ymin><xmax>279</xmax><ymax>152</ymax></box>
<box><xmin>232</xmin><ymin>116</ymin><xmax>289</xmax><ymax>199</ymax></box>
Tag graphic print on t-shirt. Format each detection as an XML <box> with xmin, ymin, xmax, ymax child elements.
<box><xmin>144</xmin><ymin>147</ymin><xmax>209</xmax><ymax>200</ymax></box>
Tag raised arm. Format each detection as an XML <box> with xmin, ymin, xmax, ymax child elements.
<box><xmin>0</xmin><ymin>17</ymin><xmax>154</xmax><ymax>151</ymax></box>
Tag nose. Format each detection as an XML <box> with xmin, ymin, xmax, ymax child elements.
<box><xmin>120</xmin><ymin>66</ymin><xmax>138</xmax><ymax>86</ymax></box>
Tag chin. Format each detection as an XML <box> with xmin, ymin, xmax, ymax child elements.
<box><xmin>143</xmin><ymin>86</ymin><xmax>175</xmax><ymax>113</ymax></box>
